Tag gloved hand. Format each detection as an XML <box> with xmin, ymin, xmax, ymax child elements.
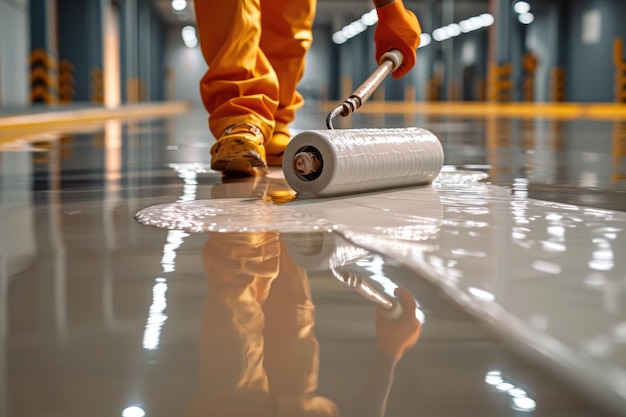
<box><xmin>375</xmin><ymin>287</ymin><xmax>422</xmax><ymax>359</ymax></box>
<box><xmin>374</xmin><ymin>0</ymin><xmax>421</xmax><ymax>79</ymax></box>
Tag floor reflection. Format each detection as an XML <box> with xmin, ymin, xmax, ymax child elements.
<box><xmin>2</xmin><ymin>108</ymin><xmax>626</xmax><ymax>416</ymax></box>
<box><xmin>186</xmin><ymin>231</ymin><xmax>420</xmax><ymax>417</ymax></box>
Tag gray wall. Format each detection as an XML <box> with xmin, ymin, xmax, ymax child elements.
<box><xmin>163</xmin><ymin>27</ymin><xmax>206</xmax><ymax>108</ymax></box>
<box><xmin>163</xmin><ymin>24</ymin><xmax>332</xmax><ymax>109</ymax></box>
<box><xmin>57</xmin><ymin>0</ymin><xmax>103</xmax><ymax>102</ymax></box>
<box><xmin>565</xmin><ymin>0</ymin><xmax>626</xmax><ymax>102</ymax></box>
<box><xmin>300</xmin><ymin>25</ymin><xmax>332</xmax><ymax>102</ymax></box>
<box><xmin>526</xmin><ymin>2</ymin><xmax>561</xmax><ymax>102</ymax></box>
<box><xmin>0</xmin><ymin>0</ymin><xmax>29</xmax><ymax>108</ymax></box>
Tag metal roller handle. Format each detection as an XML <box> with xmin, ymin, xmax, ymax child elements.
<box><xmin>335</xmin><ymin>269</ymin><xmax>403</xmax><ymax>320</ymax></box>
<box><xmin>326</xmin><ymin>49</ymin><xmax>404</xmax><ymax>129</ymax></box>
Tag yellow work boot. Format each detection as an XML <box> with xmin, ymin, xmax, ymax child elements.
<box><xmin>266</xmin><ymin>126</ymin><xmax>291</xmax><ymax>167</ymax></box>
<box><xmin>211</xmin><ymin>123</ymin><xmax>267</xmax><ymax>176</ymax></box>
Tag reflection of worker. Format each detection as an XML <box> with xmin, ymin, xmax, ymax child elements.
<box><xmin>194</xmin><ymin>0</ymin><xmax>421</xmax><ymax>176</ymax></box>
<box><xmin>185</xmin><ymin>232</ymin><xmax>421</xmax><ymax>417</ymax></box>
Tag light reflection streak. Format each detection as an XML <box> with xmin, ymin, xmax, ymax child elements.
<box><xmin>142</xmin><ymin>278</ymin><xmax>168</xmax><ymax>350</ymax></box>
<box><xmin>531</xmin><ymin>260</ymin><xmax>561</xmax><ymax>275</ymax></box>
<box><xmin>142</xmin><ymin>166</ymin><xmax>198</xmax><ymax>350</ymax></box>
<box><xmin>588</xmin><ymin>238</ymin><xmax>615</xmax><ymax>272</ymax></box>
<box><xmin>122</xmin><ymin>405</ymin><xmax>146</xmax><ymax>417</ymax></box>
<box><xmin>134</xmin><ymin>169</ymin><xmax>626</xmax><ymax>401</ymax></box>
<box><xmin>161</xmin><ymin>230</ymin><xmax>190</xmax><ymax>273</ymax></box>
<box><xmin>451</xmin><ymin>248</ymin><xmax>486</xmax><ymax>257</ymax></box>
<box><xmin>540</xmin><ymin>240</ymin><xmax>566</xmax><ymax>252</ymax></box>
<box><xmin>468</xmin><ymin>286</ymin><xmax>495</xmax><ymax>301</ymax></box>
<box><xmin>485</xmin><ymin>370</ymin><xmax>537</xmax><ymax>412</ymax></box>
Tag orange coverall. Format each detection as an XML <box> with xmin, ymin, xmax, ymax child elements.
<box><xmin>194</xmin><ymin>0</ymin><xmax>315</xmax><ymax>145</ymax></box>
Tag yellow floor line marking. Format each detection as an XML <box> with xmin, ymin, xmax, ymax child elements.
<box><xmin>0</xmin><ymin>101</ymin><xmax>192</xmax><ymax>143</ymax></box>
<box><xmin>321</xmin><ymin>101</ymin><xmax>626</xmax><ymax>120</ymax></box>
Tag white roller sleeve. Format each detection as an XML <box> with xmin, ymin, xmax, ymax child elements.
<box><xmin>282</xmin><ymin>127</ymin><xmax>444</xmax><ymax>197</ymax></box>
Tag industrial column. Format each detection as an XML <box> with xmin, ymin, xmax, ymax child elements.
<box><xmin>0</xmin><ymin>0</ymin><xmax>30</xmax><ymax>108</ymax></box>
<box><xmin>29</xmin><ymin>0</ymin><xmax>58</xmax><ymax>104</ymax></box>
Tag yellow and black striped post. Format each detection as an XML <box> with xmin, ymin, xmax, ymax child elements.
<box><xmin>488</xmin><ymin>62</ymin><xmax>513</xmax><ymax>102</ymax></box>
<box><xmin>30</xmin><ymin>48</ymin><xmax>57</xmax><ymax>104</ymax></box>
<box><xmin>58</xmin><ymin>60</ymin><xmax>75</xmax><ymax>103</ymax></box>
<box><xmin>614</xmin><ymin>38</ymin><xmax>626</xmax><ymax>103</ymax></box>
<box><xmin>426</xmin><ymin>71</ymin><xmax>442</xmax><ymax>101</ymax></box>
<box><xmin>91</xmin><ymin>68</ymin><xmax>104</xmax><ymax>103</ymax></box>
<box><xmin>612</xmin><ymin>122</ymin><xmax>626</xmax><ymax>182</ymax></box>
<box><xmin>550</xmin><ymin>67</ymin><xmax>566</xmax><ymax>102</ymax></box>
<box><xmin>522</xmin><ymin>53</ymin><xmax>537</xmax><ymax>102</ymax></box>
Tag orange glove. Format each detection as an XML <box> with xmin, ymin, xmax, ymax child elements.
<box><xmin>374</xmin><ymin>0</ymin><xmax>421</xmax><ymax>79</ymax></box>
<box><xmin>375</xmin><ymin>287</ymin><xmax>422</xmax><ymax>359</ymax></box>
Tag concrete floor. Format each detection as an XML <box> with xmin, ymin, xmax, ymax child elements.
<box><xmin>1</xmin><ymin>104</ymin><xmax>625</xmax><ymax>417</ymax></box>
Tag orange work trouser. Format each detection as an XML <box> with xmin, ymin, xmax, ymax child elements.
<box><xmin>185</xmin><ymin>232</ymin><xmax>338</xmax><ymax>417</ymax></box>
<box><xmin>194</xmin><ymin>0</ymin><xmax>316</xmax><ymax>143</ymax></box>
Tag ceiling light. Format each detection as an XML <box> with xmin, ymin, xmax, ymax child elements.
<box><xmin>181</xmin><ymin>25</ymin><xmax>198</xmax><ymax>48</ymax></box>
<box><xmin>432</xmin><ymin>28</ymin><xmax>450</xmax><ymax>42</ymax></box>
<box><xmin>445</xmin><ymin>23</ymin><xmax>461</xmax><ymax>37</ymax></box>
<box><xmin>518</xmin><ymin>12</ymin><xmax>534</xmax><ymax>24</ymax></box>
<box><xmin>361</xmin><ymin>9</ymin><xmax>378</xmax><ymax>26</ymax></box>
<box><xmin>419</xmin><ymin>33</ymin><xmax>431</xmax><ymax>48</ymax></box>
<box><xmin>332</xmin><ymin>32</ymin><xmax>347</xmax><ymax>44</ymax></box>
<box><xmin>513</xmin><ymin>1</ymin><xmax>531</xmax><ymax>14</ymax></box>
<box><xmin>171</xmin><ymin>0</ymin><xmax>187</xmax><ymax>12</ymax></box>
<box><xmin>480</xmin><ymin>13</ymin><xmax>495</xmax><ymax>26</ymax></box>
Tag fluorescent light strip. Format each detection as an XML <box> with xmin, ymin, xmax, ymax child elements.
<box><xmin>514</xmin><ymin>2</ymin><xmax>534</xmax><ymax>25</ymax></box>
<box><xmin>181</xmin><ymin>25</ymin><xmax>198</xmax><ymax>48</ymax></box>
<box><xmin>332</xmin><ymin>10</ymin><xmax>494</xmax><ymax>45</ymax></box>
<box><xmin>332</xmin><ymin>9</ymin><xmax>378</xmax><ymax>44</ymax></box>
<box><xmin>171</xmin><ymin>0</ymin><xmax>187</xmax><ymax>12</ymax></box>
<box><xmin>432</xmin><ymin>13</ymin><xmax>494</xmax><ymax>42</ymax></box>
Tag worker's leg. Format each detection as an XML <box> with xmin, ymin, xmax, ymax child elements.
<box><xmin>260</xmin><ymin>0</ymin><xmax>316</xmax><ymax>165</ymax></box>
<box><xmin>185</xmin><ymin>232</ymin><xmax>281</xmax><ymax>416</ymax></box>
<box><xmin>194</xmin><ymin>0</ymin><xmax>278</xmax><ymax>175</ymax></box>
<box><xmin>262</xmin><ymin>237</ymin><xmax>318</xmax><ymax>396</ymax></box>
<box><xmin>262</xmin><ymin>237</ymin><xmax>339</xmax><ymax>416</ymax></box>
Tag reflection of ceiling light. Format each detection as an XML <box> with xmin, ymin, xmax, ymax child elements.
<box><xmin>513</xmin><ymin>1</ymin><xmax>531</xmax><ymax>14</ymax></box>
<box><xmin>508</xmin><ymin>388</ymin><xmax>528</xmax><ymax>398</ymax></box>
<box><xmin>468</xmin><ymin>286</ymin><xmax>495</xmax><ymax>301</ymax></box>
<box><xmin>486</xmin><ymin>370</ymin><xmax>537</xmax><ymax>413</ymax></box>
<box><xmin>171</xmin><ymin>0</ymin><xmax>187</xmax><ymax>12</ymax></box>
<box><xmin>485</xmin><ymin>374</ymin><xmax>504</xmax><ymax>385</ymax></box>
<box><xmin>496</xmin><ymin>382</ymin><xmax>515</xmax><ymax>391</ymax></box>
<box><xmin>122</xmin><ymin>406</ymin><xmax>146</xmax><ymax>417</ymax></box>
<box><xmin>518</xmin><ymin>12</ymin><xmax>534</xmax><ymax>24</ymax></box>
<box><xmin>513</xmin><ymin>397</ymin><xmax>537</xmax><ymax>411</ymax></box>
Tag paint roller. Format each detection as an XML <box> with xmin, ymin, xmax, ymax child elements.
<box><xmin>282</xmin><ymin>50</ymin><xmax>444</xmax><ymax>198</ymax></box>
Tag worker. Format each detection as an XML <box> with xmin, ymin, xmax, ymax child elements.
<box><xmin>194</xmin><ymin>0</ymin><xmax>422</xmax><ymax>176</ymax></box>
<box><xmin>184</xmin><ymin>231</ymin><xmax>422</xmax><ymax>417</ymax></box>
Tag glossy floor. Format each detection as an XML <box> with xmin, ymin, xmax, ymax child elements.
<box><xmin>1</xmin><ymin>105</ymin><xmax>626</xmax><ymax>417</ymax></box>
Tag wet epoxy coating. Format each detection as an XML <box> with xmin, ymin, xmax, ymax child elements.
<box><xmin>2</xmin><ymin>107</ymin><xmax>626</xmax><ymax>416</ymax></box>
